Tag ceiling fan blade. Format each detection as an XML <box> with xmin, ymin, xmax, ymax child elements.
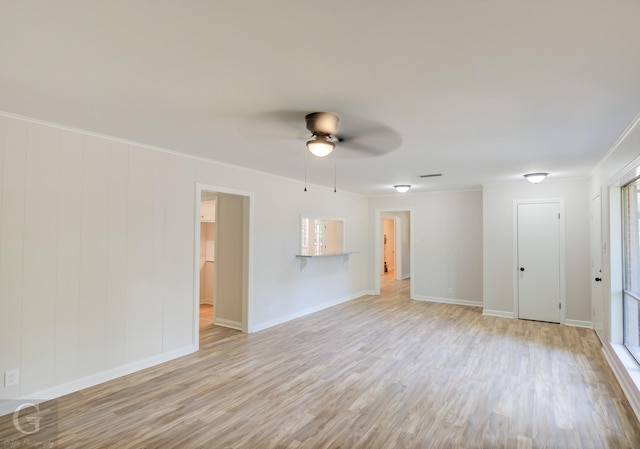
<box><xmin>332</xmin><ymin>113</ymin><xmax>402</xmax><ymax>156</ymax></box>
<box><xmin>337</xmin><ymin>123</ymin><xmax>402</xmax><ymax>157</ymax></box>
<box><xmin>240</xmin><ymin>110</ymin><xmax>309</xmax><ymax>140</ymax></box>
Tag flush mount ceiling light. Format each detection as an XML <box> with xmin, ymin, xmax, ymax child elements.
<box><xmin>524</xmin><ymin>173</ymin><xmax>548</xmax><ymax>184</ymax></box>
<box><xmin>393</xmin><ymin>184</ymin><xmax>411</xmax><ymax>193</ymax></box>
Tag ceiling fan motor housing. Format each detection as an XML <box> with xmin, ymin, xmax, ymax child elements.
<box><xmin>305</xmin><ymin>112</ymin><xmax>339</xmax><ymax>136</ymax></box>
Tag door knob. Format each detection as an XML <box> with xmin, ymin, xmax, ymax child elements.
<box><xmin>595</xmin><ymin>277</ymin><xmax>602</xmax><ymax>282</ymax></box>
<box><xmin>520</xmin><ymin>267</ymin><xmax>525</xmax><ymax>272</ymax></box>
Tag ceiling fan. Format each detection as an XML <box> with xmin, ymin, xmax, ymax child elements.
<box><xmin>242</xmin><ymin>110</ymin><xmax>402</xmax><ymax>191</ymax></box>
<box><xmin>243</xmin><ymin>110</ymin><xmax>402</xmax><ymax>158</ymax></box>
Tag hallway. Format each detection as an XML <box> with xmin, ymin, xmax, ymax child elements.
<box><xmin>380</xmin><ymin>270</ymin><xmax>410</xmax><ymax>298</ymax></box>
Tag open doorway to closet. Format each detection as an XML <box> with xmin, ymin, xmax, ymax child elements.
<box><xmin>199</xmin><ymin>193</ymin><xmax>216</xmax><ymax>327</ymax></box>
<box><xmin>195</xmin><ymin>184</ymin><xmax>253</xmax><ymax>347</ymax></box>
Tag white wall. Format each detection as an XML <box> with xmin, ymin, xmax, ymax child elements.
<box><xmin>0</xmin><ymin>113</ymin><xmax>369</xmax><ymax>400</ymax></box>
<box><xmin>245</xmin><ymin>187</ymin><xmax>370</xmax><ymax>330</ymax></box>
<box><xmin>369</xmin><ymin>190</ymin><xmax>483</xmax><ymax>305</ymax></box>
<box><xmin>214</xmin><ymin>193</ymin><xmax>246</xmax><ymax>327</ymax></box>
<box><xmin>394</xmin><ymin>211</ymin><xmax>411</xmax><ymax>279</ymax></box>
<box><xmin>590</xmin><ymin>117</ymin><xmax>640</xmax><ymax>342</ymax></box>
<box><xmin>483</xmin><ymin>179</ymin><xmax>590</xmax><ymax>323</ymax></box>
<box><xmin>589</xmin><ymin>114</ymin><xmax>640</xmax><ymax>419</ymax></box>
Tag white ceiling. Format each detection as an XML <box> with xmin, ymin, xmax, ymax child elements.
<box><xmin>1</xmin><ymin>1</ymin><xmax>639</xmax><ymax>195</ymax></box>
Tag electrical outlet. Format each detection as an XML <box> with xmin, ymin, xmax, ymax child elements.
<box><xmin>268</xmin><ymin>304</ymin><xmax>273</xmax><ymax>314</ymax></box>
<box><xmin>448</xmin><ymin>287</ymin><xmax>453</xmax><ymax>294</ymax></box>
<box><xmin>4</xmin><ymin>369</ymin><xmax>19</xmax><ymax>387</ymax></box>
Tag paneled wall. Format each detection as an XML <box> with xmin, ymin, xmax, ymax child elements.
<box><xmin>0</xmin><ymin>117</ymin><xmax>197</xmax><ymax>398</ymax></box>
<box><xmin>0</xmin><ymin>114</ymin><xmax>369</xmax><ymax>400</ymax></box>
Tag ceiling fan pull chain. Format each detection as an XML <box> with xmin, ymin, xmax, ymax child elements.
<box><xmin>334</xmin><ymin>146</ymin><xmax>337</xmax><ymax>193</ymax></box>
<box><xmin>304</xmin><ymin>144</ymin><xmax>308</xmax><ymax>192</ymax></box>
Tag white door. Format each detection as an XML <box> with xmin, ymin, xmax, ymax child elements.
<box><xmin>517</xmin><ymin>202</ymin><xmax>561</xmax><ymax>323</ymax></box>
<box><xmin>591</xmin><ymin>194</ymin><xmax>604</xmax><ymax>338</ymax></box>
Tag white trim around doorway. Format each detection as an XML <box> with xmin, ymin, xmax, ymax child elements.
<box><xmin>194</xmin><ymin>183</ymin><xmax>255</xmax><ymax>348</ymax></box>
<box><xmin>374</xmin><ymin>208</ymin><xmax>415</xmax><ymax>298</ymax></box>
<box><xmin>512</xmin><ymin>198</ymin><xmax>566</xmax><ymax>324</ymax></box>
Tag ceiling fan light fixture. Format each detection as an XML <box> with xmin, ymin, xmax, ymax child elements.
<box><xmin>393</xmin><ymin>184</ymin><xmax>411</xmax><ymax>193</ymax></box>
<box><xmin>524</xmin><ymin>172</ymin><xmax>548</xmax><ymax>184</ymax></box>
<box><xmin>306</xmin><ymin>135</ymin><xmax>335</xmax><ymax>157</ymax></box>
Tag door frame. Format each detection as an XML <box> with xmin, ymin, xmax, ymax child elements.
<box><xmin>394</xmin><ymin>216</ymin><xmax>402</xmax><ymax>280</ymax></box>
<box><xmin>194</xmin><ymin>183</ymin><xmax>254</xmax><ymax>347</ymax></box>
<box><xmin>512</xmin><ymin>198</ymin><xmax>566</xmax><ymax>323</ymax></box>
<box><xmin>591</xmin><ymin>193</ymin><xmax>604</xmax><ymax>338</ymax></box>
<box><xmin>380</xmin><ymin>215</ymin><xmax>404</xmax><ymax>280</ymax></box>
<box><xmin>374</xmin><ymin>208</ymin><xmax>414</xmax><ymax>296</ymax></box>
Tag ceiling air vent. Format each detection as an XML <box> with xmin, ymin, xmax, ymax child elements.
<box><xmin>419</xmin><ymin>173</ymin><xmax>442</xmax><ymax>178</ymax></box>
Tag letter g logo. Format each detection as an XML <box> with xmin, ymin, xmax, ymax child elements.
<box><xmin>13</xmin><ymin>402</ymin><xmax>41</xmax><ymax>435</ymax></box>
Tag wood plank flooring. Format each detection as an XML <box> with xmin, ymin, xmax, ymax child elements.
<box><xmin>200</xmin><ymin>304</ymin><xmax>213</xmax><ymax>329</ymax></box>
<box><xmin>2</xmin><ymin>275</ymin><xmax>640</xmax><ymax>448</ymax></box>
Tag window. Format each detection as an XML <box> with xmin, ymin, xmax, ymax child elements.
<box><xmin>301</xmin><ymin>219</ymin><xmax>309</xmax><ymax>255</ymax></box>
<box><xmin>300</xmin><ymin>220</ymin><xmax>327</xmax><ymax>255</ymax></box>
<box><xmin>622</xmin><ymin>179</ymin><xmax>640</xmax><ymax>363</ymax></box>
<box><xmin>314</xmin><ymin>222</ymin><xmax>325</xmax><ymax>255</ymax></box>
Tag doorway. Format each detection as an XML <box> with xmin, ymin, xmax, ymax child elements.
<box><xmin>515</xmin><ymin>199</ymin><xmax>565</xmax><ymax>323</ymax></box>
<box><xmin>382</xmin><ymin>217</ymin><xmax>396</xmax><ymax>278</ymax></box>
<box><xmin>195</xmin><ymin>184</ymin><xmax>253</xmax><ymax>347</ymax></box>
<box><xmin>199</xmin><ymin>195</ymin><xmax>216</xmax><ymax>328</ymax></box>
<box><xmin>374</xmin><ymin>209</ymin><xmax>413</xmax><ymax>296</ymax></box>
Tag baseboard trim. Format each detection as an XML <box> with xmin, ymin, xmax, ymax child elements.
<box><xmin>482</xmin><ymin>309</ymin><xmax>515</xmax><ymax>319</ymax></box>
<box><xmin>25</xmin><ymin>345</ymin><xmax>197</xmax><ymax>401</ymax></box>
<box><xmin>214</xmin><ymin>318</ymin><xmax>243</xmax><ymax>330</ymax></box>
<box><xmin>602</xmin><ymin>343</ymin><xmax>640</xmax><ymax>423</ymax></box>
<box><xmin>565</xmin><ymin>319</ymin><xmax>593</xmax><ymax>329</ymax></box>
<box><xmin>412</xmin><ymin>295</ymin><xmax>482</xmax><ymax>308</ymax></box>
<box><xmin>249</xmin><ymin>291</ymin><xmax>368</xmax><ymax>333</ymax></box>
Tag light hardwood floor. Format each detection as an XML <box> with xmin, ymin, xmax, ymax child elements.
<box><xmin>200</xmin><ymin>303</ymin><xmax>213</xmax><ymax>329</ymax></box>
<box><xmin>2</xmin><ymin>275</ymin><xmax>640</xmax><ymax>448</ymax></box>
